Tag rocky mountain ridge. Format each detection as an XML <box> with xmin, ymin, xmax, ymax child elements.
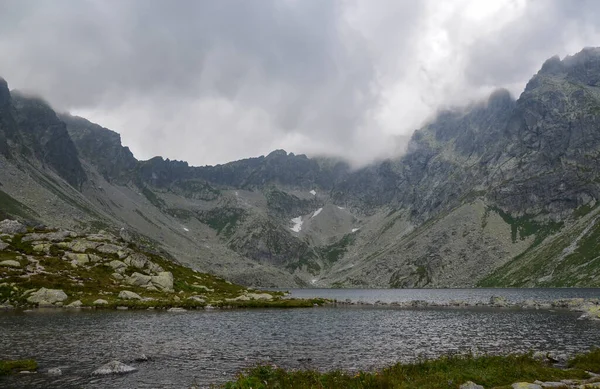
<box><xmin>1</xmin><ymin>47</ymin><xmax>600</xmax><ymax>287</ymax></box>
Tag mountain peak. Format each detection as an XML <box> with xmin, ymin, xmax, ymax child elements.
<box><xmin>267</xmin><ymin>149</ymin><xmax>288</xmax><ymax>158</ymax></box>
<box><xmin>0</xmin><ymin>77</ymin><xmax>10</xmax><ymax>106</ymax></box>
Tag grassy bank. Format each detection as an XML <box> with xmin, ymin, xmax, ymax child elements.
<box><xmin>222</xmin><ymin>350</ymin><xmax>600</xmax><ymax>389</ymax></box>
<box><xmin>0</xmin><ymin>360</ymin><xmax>37</xmax><ymax>376</ymax></box>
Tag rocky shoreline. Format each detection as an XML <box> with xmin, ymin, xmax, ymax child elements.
<box><xmin>328</xmin><ymin>296</ymin><xmax>600</xmax><ymax>320</ymax></box>
<box><xmin>0</xmin><ymin>219</ymin><xmax>327</xmax><ymax>311</ymax></box>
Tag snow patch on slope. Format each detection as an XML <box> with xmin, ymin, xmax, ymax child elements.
<box><xmin>310</xmin><ymin>190</ymin><xmax>316</xmax><ymax>196</ymax></box>
<box><xmin>352</xmin><ymin>228</ymin><xmax>360</xmax><ymax>233</ymax></box>
<box><xmin>312</xmin><ymin>208</ymin><xmax>323</xmax><ymax>218</ymax></box>
<box><xmin>290</xmin><ymin>216</ymin><xmax>303</xmax><ymax>232</ymax></box>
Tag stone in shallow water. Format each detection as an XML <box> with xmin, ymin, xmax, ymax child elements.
<box><xmin>92</xmin><ymin>360</ymin><xmax>137</xmax><ymax>375</ymax></box>
<box><xmin>47</xmin><ymin>367</ymin><xmax>62</xmax><ymax>376</ymax></box>
<box><xmin>167</xmin><ymin>307</ymin><xmax>187</xmax><ymax>312</ymax></box>
<box><xmin>460</xmin><ymin>382</ymin><xmax>484</xmax><ymax>389</ymax></box>
<box><xmin>66</xmin><ymin>300</ymin><xmax>82</xmax><ymax>308</ymax></box>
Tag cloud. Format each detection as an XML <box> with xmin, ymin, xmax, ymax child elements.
<box><xmin>0</xmin><ymin>0</ymin><xmax>599</xmax><ymax>166</ymax></box>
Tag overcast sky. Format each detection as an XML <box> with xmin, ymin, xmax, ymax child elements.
<box><xmin>1</xmin><ymin>0</ymin><xmax>599</xmax><ymax>166</ymax></box>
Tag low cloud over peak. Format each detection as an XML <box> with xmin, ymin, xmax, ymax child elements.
<box><xmin>1</xmin><ymin>0</ymin><xmax>599</xmax><ymax>166</ymax></box>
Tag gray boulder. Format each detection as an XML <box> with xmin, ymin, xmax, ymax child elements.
<box><xmin>151</xmin><ymin>272</ymin><xmax>174</xmax><ymax>291</ymax></box>
<box><xmin>124</xmin><ymin>253</ymin><xmax>149</xmax><ymax>269</ymax></box>
<box><xmin>512</xmin><ymin>383</ymin><xmax>542</xmax><ymax>389</ymax></box>
<box><xmin>109</xmin><ymin>260</ymin><xmax>127</xmax><ymax>272</ymax></box>
<box><xmin>92</xmin><ymin>360</ymin><xmax>137</xmax><ymax>375</ymax></box>
<box><xmin>96</xmin><ymin>243</ymin><xmax>125</xmax><ymax>255</ymax></box>
<box><xmin>64</xmin><ymin>252</ymin><xmax>90</xmax><ymax>265</ymax></box>
<box><xmin>47</xmin><ymin>368</ymin><xmax>62</xmax><ymax>376</ymax></box>
<box><xmin>118</xmin><ymin>290</ymin><xmax>142</xmax><ymax>300</ymax></box>
<box><xmin>460</xmin><ymin>382</ymin><xmax>484</xmax><ymax>389</ymax></box>
<box><xmin>126</xmin><ymin>272</ymin><xmax>152</xmax><ymax>287</ymax></box>
<box><xmin>66</xmin><ymin>300</ymin><xmax>83</xmax><ymax>308</ymax></box>
<box><xmin>167</xmin><ymin>307</ymin><xmax>187</xmax><ymax>312</ymax></box>
<box><xmin>0</xmin><ymin>219</ymin><xmax>27</xmax><ymax>234</ymax></box>
<box><xmin>0</xmin><ymin>241</ymin><xmax>8</xmax><ymax>250</ymax></box>
<box><xmin>23</xmin><ymin>230</ymin><xmax>76</xmax><ymax>242</ymax></box>
<box><xmin>27</xmin><ymin>288</ymin><xmax>68</xmax><ymax>304</ymax></box>
<box><xmin>0</xmin><ymin>260</ymin><xmax>21</xmax><ymax>268</ymax></box>
<box><xmin>490</xmin><ymin>295</ymin><xmax>509</xmax><ymax>307</ymax></box>
<box><xmin>93</xmin><ymin>299</ymin><xmax>108</xmax><ymax>305</ymax></box>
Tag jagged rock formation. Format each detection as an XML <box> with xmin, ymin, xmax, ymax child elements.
<box><xmin>1</xmin><ymin>48</ymin><xmax>600</xmax><ymax>288</ymax></box>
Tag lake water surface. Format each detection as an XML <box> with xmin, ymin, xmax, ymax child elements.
<box><xmin>1</xmin><ymin>289</ymin><xmax>600</xmax><ymax>389</ymax></box>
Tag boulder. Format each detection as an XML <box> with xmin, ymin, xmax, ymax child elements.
<box><xmin>47</xmin><ymin>367</ymin><xmax>62</xmax><ymax>376</ymax></box>
<box><xmin>0</xmin><ymin>260</ymin><xmax>21</xmax><ymax>268</ymax></box>
<box><xmin>460</xmin><ymin>382</ymin><xmax>484</xmax><ymax>389</ymax></box>
<box><xmin>108</xmin><ymin>260</ymin><xmax>127</xmax><ymax>272</ymax></box>
<box><xmin>64</xmin><ymin>252</ymin><xmax>90</xmax><ymax>265</ymax></box>
<box><xmin>23</xmin><ymin>230</ymin><xmax>76</xmax><ymax>242</ymax></box>
<box><xmin>117</xmin><ymin>250</ymin><xmax>130</xmax><ymax>259</ymax></box>
<box><xmin>32</xmin><ymin>243</ymin><xmax>52</xmax><ymax>253</ymax></box>
<box><xmin>124</xmin><ymin>252</ymin><xmax>149</xmax><ymax>269</ymax></box>
<box><xmin>0</xmin><ymin>219</ymin><xmax>27</xmax><ymax>234</ymax></box>
<box><xmin>66</xmin><ymin>300</ymin><xmax>83</xmax><ymax>308</ymax></box>
<box><xmin>490</xmin><ymin>295</ymin><xmax>509</xmax><ymax>307</ymax></box>
<box><xmin>535</xmin><ymin>382</ymin><xmax>567</xmax><ymax>388</ymax></box>
<box><xmin>112</xmin><ymin>273</ymin><xmax>124</xmax><ymax>280</ymax></box>
<box><xmin>151</xmin><ymin>272</ymin><xmax>174</xmax><ymax>292</ymax></box>
<box><xmin>0</xmin><ymin>241</ymin><xmax>8</xmax><ymax>250</ymax></box>
<box><xmin>146</xmin><ymin>261</ymin><xmax>164</xmax><ymax>274</ymax></box>
<box><xmin>67</xmin><ymin>240</ymin><xmax>100</xmax><ymax>253</ymax></box>
<box><xmin>118</xmin><ymin>290</ymin><xmax>142</xmax><ymax>300</ymax></box>
<box><xmin>88</xmin><ymin>254</ymin><xmax>102</xmax><ymax>262</ymax></box>
<box><xmin>93</xmin><ymin>299</ymin><xmax>108</xmax><ymax>305</ymax></box>
<box><xmin>512</xmin><ymin>383</ymin><xmax>542</xmax><ymax>389</ymax></box>
<box><xmin>246</xmin><ymin>293</ymin><xmax>273</xmax><ymax>301</ymax></box>
<box><xmin>92</xmin><ymin>360</ymin><xmax>137</xmax><ymax>375</ymax></box>
<box><xmin>96</xmin><ymin>243</ymin><xmax>125</xmax><ymax>255</ymax></box>
<box><xmin>188</xmin><ymin>296</ymin><xmax>206</xmax><ymax>303</ymax></box>
<box><xmin>27</xmin><ymin>288</ymin><xmax>68</xmax><ymax>304</ymax></box>
<box><xmin>126</xmin><ymin>272</ymin><xmax>152</xmax><ymax>287</ymax></box>
<box><xmin>167</xmin><ymin>307</ymin><xmax>187</xmax><ymax>312</ymax></box>
<box><xmin>119</xmin><ymin>228</ymin><xmax>133</xmax><ymax>243</ymax></box>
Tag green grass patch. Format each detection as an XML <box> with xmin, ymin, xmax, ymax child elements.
<box><xmin>0</xmin><ymin>190</ymin><xmax>38</xmax><ymax>220</ymax></box>
<box><xmin>222</xmin><ymin>353</ymin><xmax>591</xmax><ymax>389</ymax></box>
<box><xmin>197</xmin><ymin>207</ymin><xmax>246</xmax><ymax>238</ymax></box>
<box><xmin>491</xmin><ymin>207</ymin><xmax>563</xmax><ymax>245</ymax></box>
<box><xmin>568</xmin><ymin>348</ymin><xmax>600</xmax><ymax>373</ymax></box>
<box><xmin>0</xmin><ymin>360</ymin><xmax>37</xmax><ymax>375</ymax></box>
<box><xmin>318</xmin><ymin>234</ymin><xmax>356</xmax><ymax>264</ymax></box>
<box><xmin>141</xmin><ymin>186</ymin><xmax>166</xmax><ymax>209</ymax></box>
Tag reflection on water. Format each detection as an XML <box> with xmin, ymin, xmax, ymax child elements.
<box><xmin>1</xmin><ymin>290</ymin><xmax>600</xmax><ymax>389</ymax></box>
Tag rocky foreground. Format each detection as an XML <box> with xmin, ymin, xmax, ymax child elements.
<box><xmin>0</xmin><ymin>219</ymin><xmax>324</xmax><ymax>310</ymax></box>
<box><xmin>222</xmin><ymin>350</ymin><xmax>600</xmax><ymax>389</ymax></box>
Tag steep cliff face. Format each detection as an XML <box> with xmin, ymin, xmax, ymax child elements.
<box><xmin>0</xmin><ymin>82</ymin><xmax>87</xmax><ymax>190</ymax></box>
<box><xmin>60</xmin><ymin>114</ymin><xmax>137</xmax><ymax>184</ymax></box>
<box><xmin>1</xmin><ymin>48</ymin><xmax>600</xmax><ymax>288</ymax></box>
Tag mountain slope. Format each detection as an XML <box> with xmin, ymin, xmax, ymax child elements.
<box><xmin>1</xmin><ymin>47</ymin><xmax>600</xmax><ymax>287</ymax></box>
